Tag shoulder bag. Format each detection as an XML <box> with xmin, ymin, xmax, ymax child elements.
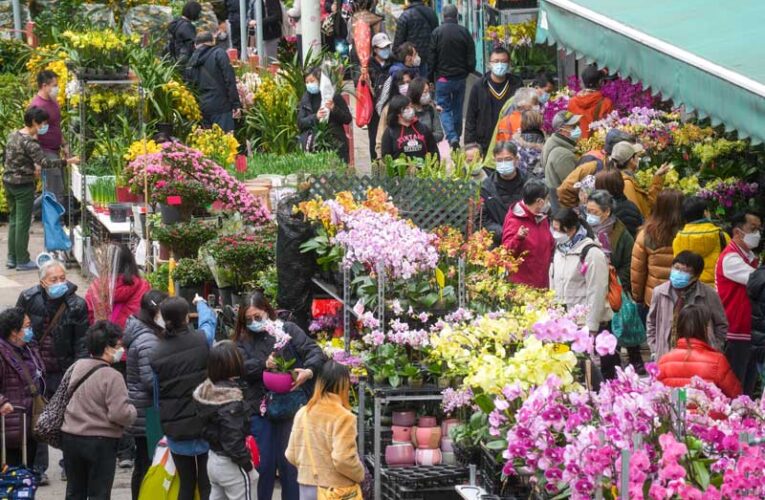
<box><xmin>302</xmin><ymin>411</ymin><xmax>362</xmax><ymax>500</ymax></box>
<box><xmin>580</xmin><ymin>244</ymin><xmax>623</xmax><ymax>312</ymax></box>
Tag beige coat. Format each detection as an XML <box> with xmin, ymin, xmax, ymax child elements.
<box><xmin>550</xmin><ymin>236</ymin><xmax>613</xmax><ymax>332</ymax></box>
<box><xmin>286</xmin><ymin>393</ymin><xmax>364</xmax><ymax>488</ymax></box>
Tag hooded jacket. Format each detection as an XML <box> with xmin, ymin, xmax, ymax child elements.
<box><xmin>542</xmin><ymin>133</ymin><xmax>577</xmax><ymax>191</ymax></box>
<box><xmin>428</xmin><ymin>17</ymin><xmax>475</xmax><ymax>80</ymax></box>
<box><xmin>186</xmin><ymin>44</ymin><xmax>241</xmax><ymax>117</ymax></box>
<box><xmin>502</xmin><ymin>201</ymin><xmax>554</xmax><ymax>289</ymax></box>
<box><xmin>123</xmin><ymin>316</ymin><xmax>160</xmax><ymax>436</ymax></box>
<box><xmin>479</xmin><ymin>169</ymin><xmax>526</xmax><ymax>245</ymax></box>
<box><xmin>567</xmin><ymin>90</ymin><xmax>613</xmax><ymax>139</ymax></box>
<box><xmin>166</xmin><ymin>17</ymin><xmax>196</xmax><ymax>67</ymax></box>
<box><xmin>16</xmin><ymin>282</ymin><xmax>88</xmax><ymax>378</ymax></box>
<box><xmin>150</xmin><ymin>326</ymin><xmax>210</xmax><ymax>440</ymax></box>
<box><xmin>657</xmin><ymin>338</ymin><xmax>741</xmax><ymax>398</ymax></box>
<box><xmin>646</xmin><ymin>280</ymin><xmax>728</xmax><ymax>359</ymax></box>
<box><xmin>392</xmin><ymin>1</ymin><xmax>439</xmax><ymax>68</ymax></box>
<box><xmin>85</xmin><ymin>274</ymin><xmax>151</xmax><ymax>329</ymax></box>
<box><xmin>380</xmin><ymin>120</ymin><xmax>438</xmax><ymax>161</ymax></box>
<box><xmin>464</xmin><ymin>72</ymin><xmax>522</xmax><ymax>153</ymax></box>
<box><xmin>630</xmin><ymin>229</ymin><xmax>675</xmax><ymax>306</ymax></box>
<box><xmin>622</xmin><ymin>170</ymin><xmax>664</xmax><ymax>218</ymax></box>
<box><xmin>194</xmin><ymin>379</ymin><xmax>252</xmax><ymax>471</ymax></box>
<box><xmin>672</xmin><ymin>221</ymin><xmax>729</xmax><ymax>288</ymax></box>
<box><xmin>0</xmin><ymin>339</ymin><xmax>44</xmax><ymax>449</ymax></box>
<box><xmin>613</xmin><ymin>196</ymin><xmax>643</xmax><ymax>239</ymax></box>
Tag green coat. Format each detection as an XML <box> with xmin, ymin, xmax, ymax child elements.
<box><xmin>609</xmin><ymin>219</ymin><xmax>635</xmax><ymax>289</ymax></box>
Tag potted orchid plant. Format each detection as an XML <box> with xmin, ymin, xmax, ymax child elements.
<box><xmin>262</xmin><ymin>320</ymin><xmax>295</xmax><ymax>394</ymax></box>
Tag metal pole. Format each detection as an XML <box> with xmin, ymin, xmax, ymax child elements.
<box><xmin>11</xmin><ymin>0</ymin><xmax>22</xmax><ymax>40</ymax></box>
<box><xmin>301</xmin><ymin>0</ymin><xmax>321</xmax><ymax>61</ymax></box>
<box><xmin>254</xmin><ymin>0</ymin><xmax>265</xmax><ymax>67</ymax></box>
<box><xmin>343</xmin><ymin>266</ymin><xmax>350</xmax><ymax>354</ymax></box>
<box><xmin>239</xmin><ymin>0</ymin><xmax>247</xmax><ymax>62</ymax></box>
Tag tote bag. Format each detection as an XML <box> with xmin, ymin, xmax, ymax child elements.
<box><xmin>612</xmin><ymin>290</ymin><xmax>646</xmax><ymax>347</ymax></box>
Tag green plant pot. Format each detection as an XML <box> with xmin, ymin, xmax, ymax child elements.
<box><xmin>408</xmin><ymin>377</ymin><xmax>424</xmax><ymax>389</ymax></box>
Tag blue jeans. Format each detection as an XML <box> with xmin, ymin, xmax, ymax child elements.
<box><xmin>435</xmin><ymin>77</ymin><xmax>466</xmax><ymax>144</ymax></box>
<box><xmin>204</xmin><ymin>112</ymin><xmax>235</xmax><ymax>133</ymax></box>
<box><xmin>251</xmin><ymin>415</ymin><xmax>299</xmax><ymax>500</ymax></box>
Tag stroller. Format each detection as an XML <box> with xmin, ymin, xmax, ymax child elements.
<box><xmin>38</xmin><ymin>171</ymin><xmax>72</xmax><ymax>267</ymax></box>
<box><xmin>0</xmin><ymin>410</ymin><xmax>38</xmax><ymax>499</ymax></box>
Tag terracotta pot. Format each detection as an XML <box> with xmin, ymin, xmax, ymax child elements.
<box><xmin>263</xmin><ymin>371</ymin><xmax>293</xmax><ymax>394</ymax></box>
<box><xmin>441</xmin><ymin>437</ymin><xmax>454</xmax><ymax>453</ymax></box>
<box><xmin>418</xmin><ymin>416</ymin><xmax>437</xmax><ymax>428</ymax></box>
<box><xmin>415</xmin><ymin>448</ymin><xmax>442</xmax><ymax>466</ymax></box>
<box><xmin>412</xmin><ymin>426</ymin><xmax>442</xmax><ymax>449</ymax></box>
<box><xmin>441</xmin><ymin>418</ymin><xmax>460</xmax><ymax>438</ymax></box>
<box><xmin>385</xmin><ymin>443</ymin><xmax>415</xmax><ymax>467</ymax></box>
<box><xmin>392</xmin><ymin>410</ymin><xmax>416</xmax><ymax>427</ymax></box>
<box><xmin>441</xmin><ymin>451</ymin><xmax>457</xmax><ymax>466</ymax></box>
<box><xmin>391</xmin><ymin>426</ymin><xmax>413</xmax><ymax>443</ymax></box>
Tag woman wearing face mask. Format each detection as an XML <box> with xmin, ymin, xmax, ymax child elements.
<box><xmin>366</xmin><ymin>33</ymin><xmax>395</xmax><ymax>162</ymax></box>
<box><xmin>123</xmin><ymin>289</ymin><xmax>168</xmax><ymax>500</ymax></box>
<box><xmin>235</xmin><ymin>291</ymin><xmax>325</xmax><ymax>500</ymax></box>
<box><xmin>150</xmin><ymin>297</ymin><xmax>213</xmax><ymax>500</ymax></box>
<box><xmin>0</xmin><ymin>307</ymin><xmax>45</xmax><ymax>468</ymax></box>
<box><xmin>61</xmin><ymin>321</ymin><xmax>137</xmax><ymax>500</ymax></box>
<box><xmin>408</xmin><ymin>77</ymin><xmax>444</xmax><ymax>143</ymax></box>
<box><xmin>380</xmin><ymin>94</ymin><xmax>439</xmax><ymax>161</ymax></box>
<box><xmin>375</xmin><ymin>70</ymin><xmax>415</xmax><ymax>158</ymax></box>
<box><xmin>297</xmin><ymin>67</ymin><xmax>353</xmax><ymax>163</ymax></box>
<box><xmin>609</xmin><ymin>141</ymin><xmax>670</xmax><ymax>218</ymax></box>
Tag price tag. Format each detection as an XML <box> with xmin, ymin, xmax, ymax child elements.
<box><xmin>166</xmin><ymin>195</ymin><xmax>182</xmax><ymax>206</ymax></box>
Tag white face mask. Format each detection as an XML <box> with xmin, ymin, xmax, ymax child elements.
<box><xmin>111</xmin><ymin>347</ymin><xmax>125</xmax><ymax>364</ymax></box>
<box><xmin>398</xmin><ymin>83</ymin><xmax>410</xmax><ymax>95</ymax></box>
<box><xmin>411</xmin><ymin>54</ymin><xmax>421</xmax><ymax>67</ymax></box>
<box><xmin>420</xmin><ymin>92</ymin><xmax>432</xmax><ymax>105</ymax></box>
<box><xmin>155</xmin><ymin>314</ymin><xmax>165</xmax><ymax>328</ymax></box>
<box><xmin>49</xmin><ymin>86</ymin><xmax>60</xmax><ymax>99</ymax></box>
<box><xmin>402</xmin><ymin>107</ymin><xmax>416</xmax><ymax>122</ymax></box>
<box><xmin>744</xmin><ymin>231</ymin><xmax>761</xmax><ymax>250</ymax></box>
<box><xmin>552</xmin><ymin>230</ymin><xmax>570</xmax><ymax>245</ymax></box>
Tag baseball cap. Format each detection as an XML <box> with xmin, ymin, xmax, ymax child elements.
<box><xmin>610</xmin><ymin>141</ymin><xmax>645</xmax><ymax>165</ymax></box>
<box><xmin>552</xmin><ymin>111</ymin><xmax>581</xmax><ymax>131</ymax></box>
<box><xmin>604</xmin><ymin>129</ymin><xmax>636</xmax><ymax>155</ymax></box>
<box><xmin>372</xmin><ymin>33</ymin><xmax>393</xmax><ymax>49</ymax></box>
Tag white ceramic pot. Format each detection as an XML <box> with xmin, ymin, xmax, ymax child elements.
<box><xmin>415</xmin><ymin>448</ymin><xmax>442</xmax><ymax>466</ymax></box>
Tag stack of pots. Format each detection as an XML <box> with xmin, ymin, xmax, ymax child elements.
<box><xmin>386</xmin><ymin>410</ymin><xmax>416</xmax><ymax>467</ymax></box>
<box><xmin>412</xmin><ymin>416</ymin><xmax>442</xmax><ymax>466</ymax></box>
<box><xmin>384</xmin><ymin>412</ymin><xmax>462</xmax><ymax>468</ymax></box>
<box><xmin>440</xmin><ymin>418</ymin><xmax>460</xmax><ymax>466</ymax></box>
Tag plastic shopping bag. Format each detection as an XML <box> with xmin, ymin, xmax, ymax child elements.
<box><xmin>138</xmin><ymin>439</ymin><xmax>200</xmax><ymax>500</ymax></box>
<box><xmin>42</xmin><ymin>191</ymin><xmax>71</xmax><ymax>252</ymax></box>
<box><xmin>612</xmin><ymin>291</ymin><xmax>646</xmax><ymax>347</ymax></box>
<box><xmin>355</xmin><ymin>79</ymin><xmax>373</xmax><ymax>127</ymax></box>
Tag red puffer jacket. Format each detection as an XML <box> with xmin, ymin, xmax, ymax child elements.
<box><xmin>501</xmin><ymin>201</ymin><xmax>554</xmax><ymax>289</ymax></box>
<box><xmin>86</xmin><ymin>275</ymin><xmax>151</xmax><ymax>329</ymax></box>
<box><xmin>657</xmin><ymin>338</ymin><xmax>742</xmax><ymax>398</ymax></box>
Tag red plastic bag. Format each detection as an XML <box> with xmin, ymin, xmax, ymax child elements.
<box><xmin>246</xmin><ymin>435</ymin><xmax>260</xmax><ymax>468</ymax></box>
<box><xmin>355</xmin><ymin>79</ymin><xmax>373</xmax><ymax>127</ymax></box>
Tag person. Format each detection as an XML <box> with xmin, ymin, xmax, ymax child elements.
<box><xmin>29</xmin><ymin>70</ymin><xmax>66</xmax><ymax>210</ymax></box>
<box><xmin>85</xmin><ymin>244</ymin><xmax>151</xmax><ymax>329</ymax></box>
<box><xmin>542</xmin><ymin>111</ymin><xmax>581</xmax><ymax>214</ymax></box>
<box><xmin>577</xmin><ymin>128</ymin><xmax>634</xmax><ymax>171</ymax></box>
<box><xmin>610</xmin><ymin>141</ymin><xmax>669</xmax><ymax>217</ymax></box>
<box><xmin>297</xmin><ymin>67</ymin><xmax>353</xmax><ymax>163</ymax></box>
<box><xmin>408</xmin><ymin>77</ymin><xmax>444</xmax><ymax>143</ymax></box>
<box><xmin>549</xmin><ymin>208</ymin><xmax>617</xmax><ymax>379</ymax></box>
<box><xmin>286</xmin><ymin>3</ymin><xmax>302</xmax><ymax>60</ymax></box>
<box><xmin>716</xmin><ymin>211</ymin><xmax>762</xmax><ymax>396</ymax></box>
<box><xmin>388</xmin><ymin>42</ymin><xmax>422</xmax><ymax>79</ymax></box>
<box><xmin>593</xmin><ymin>170</ymin><xmax>643</xmax><ymax>238</ymax></box>
<box><xmin>123</xmin><ymin>290</ymin><xmax>169</xmax><ymax>500</ymax></box>
<box><xmin>747</xmin><ymin>263</ymin><xmax>765</xmax><ymax>384</ymax></box>
<box><xmin>150</xmin><ymin>297</ymin><xmax>213</xmax><ymax>500</ymax></box>
<box><xmin>646</xmin><ymin>251</ymin><xmax>728</xmax><ymax>360</ymax></box>
<box><xmin>657</xmin><ymin>305</ymin><xmax>741</xmax><ymax>398</ymax></box>
<box><xmin>375</xmin><ymin>70</ymin><xmax>416</xmax><ymax>158</ymax></box>
<box><xmin>17</xmin><ymin>259</ymin><xmax>88</xmax><ymax>482</ymax></box>
<box><xmin>167</xmin><ymin>1</ymin><xmax>201</xmax><ymax>66</ymax></box>
<box><xmin>428</xmin><ymin>4</ymin><xmax>474</xmax><ymax>149</ymax></box>
<box><xmin>495</xmin><ymin>88</ymin><xmax>539</xmax><ymax>143</ymax></box>
<box><xmin>286</xmin><ymin>361</ymin><xmax>365</xmax><ymax>500</ymax></box>
<box><xmin>247</xmin><ymin>0</ymin><xmax>283</xmax><ymax>62</ymax></box>
<box><xmin>672</xmin><ymin>196</ymin><xmax>729</xmax><ymax>287</ymax></box>
<box><xmin>367</xmin><ymin>33</ymin><xmax>394</xmax><ymax>162</ymax></box>
<box><xmin>532</xmin><ymin>73</ymin><xmax>555</xmax><ymax>105</ymax></box>
<box><xmin>514</xmin><ymin>109</ymin><xmax>545</xmax><ymax>178</ymax></box>
<box><xmin>501</xmin><ymin>179</ymin><xmax>554</xmax><ymax>289</ymax></box>
<box><xmin>4</xmin><ymin>107</ymin><xmax>78</xmax><ymax>271</ymax></box>
<box><xmin>0</xmin><ymin>308</ymin><xmax>44</xmax><ymax>468</ymax></box>
<box><xmin>235</xmin><ymin>292</ymin><xmax>325</xmax><ymax>500</ymax></box>
<box><xmin>194</xmin><ymin>341</ymin><xmax>257</xmax><ymax>500</ymax></box>
<box><xmin>61</xmin><ymin>321</ymin><xmax>137</xmax><ymax>500</ymax></box>
<box><xmin>392</xmin><ymin>0</ymin><xmax>438</xmax><ymax>77</ymax></box>
<box><xmin>380</xmin><ymin>95</ymin><xmax>439</xmax><ymax>161</ymax></box>
<box><xmin>464</xmin><ymin>47</ymin><xmax>522</xmax><ymax>155</ymax></box>
<box><xmin>631</xmin><ymin>189</ymin><xmax>684</xmax><ymax>307</ymax></box>
<box><xmin>479</xmin><ymin>142</ymin><xmax>526</xmax><ymax>245</ymax></box>
<box><xmin>567</xmin><ymin>64</ymin><xmax>613</xmax><ymax>139</ymax></box>
<box><xmin>186</xmin><ymin>31</ymin><xmax>242</xmax><ymax>133</ymax></box>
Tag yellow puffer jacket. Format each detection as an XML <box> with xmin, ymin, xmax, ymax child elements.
<box><xmin>672</xmin><ymin>222</ymin><xmax>730</xmax><ymax>288</ymax></box>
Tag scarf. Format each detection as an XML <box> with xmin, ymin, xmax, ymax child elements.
<box><xmin>592</xmin><ymin>216</ymin><xmax>616</xmax><ymax>257</ymax></box>
<box><xmin>559</xmin><ymin>226</ymin><xmax>588</xmax><ymax>253</ymax></box>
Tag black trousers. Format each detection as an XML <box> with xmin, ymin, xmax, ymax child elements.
<box><xmin>62</xmin><ymin>432</ymin><xmax>118</xmax><ymax>500</ymax></box>
<box><xmin>367</xmin><ymin>110</ymin><xmax>381</xmax><ymax>162</ymax></box>
<box><xmin>131</xmin><ymin>437</ymin><xmax>151</xmax><ymax>500</ymax></box>
<box><xmin>726</xmin><ymin>340</ymin><xmax>759</xmax><ymax>397</ymax></box>
<box><xmin>5</xmin><ymin>438</ymin><xmax>37</xmax><ymax>468</ymax></box>
<box><xmin>171</xmin><ymin>452</ymin><xmax>211</xmax><ymax>500</ymax></box>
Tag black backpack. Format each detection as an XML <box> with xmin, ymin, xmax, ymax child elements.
<box><xmin>164</xmin><ymin>18</ymin><xmax>185</xmax><ymax>59</ymax></box>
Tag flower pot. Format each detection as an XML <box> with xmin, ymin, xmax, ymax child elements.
<box><xmin>263</xmin><ymin>371</ymin><xmax>293</xmax><ymax>394</ymax></box>
<box><xmin>159</xmin><ymin>203</ymin><xmax>188</xmax><ymax>225</ymax></box>
<box><xmin>441</xmin><ymin>451</ymin><xmax>457</xmax><ymax>466</ymax></box>
<box><xmin>116</xmin><ymin>186</ymin><xmax>140</xmax><ymax>203</ymax></box>
<box><xmin>392</xmin><ymin>410</ymin><xmax>416</xmax><ymax>427</ymax></box>
<box><xmin>109</xmin><ymin>203</ymin><xmax>131</xmax><ymax>223</ymax></box>
<box><xmin>412</xmin><ymin>426</ymin><xmax>441</xmax><ymax>449</ymax></box>
<box><xmin>373</xmin><ymin>373</ymin><xmax>387</xmax><ymax>386</ymax></box>
<box><xmin>159</xmin><ymin>243</ymin><xmax>170</xmax><ymax>261</ymax></box>
<box><xmin>415</xmin><ymin>448</ymin><xmax>442</xmax><ymax>466</ymax></box>
<box><xmin>391</xmin><ymin>426</ymin><xmax>413</xmax><ymax>443</ymax></box>
<box><xmin>385</xmin><ymin>443</ymin><xmax>415</xmax><ymax>467</ymax></box>
<box><xmin>441</xmin><ymin>418</ymin><xmax>460</xmax><ymax>438</ymax></box>
<box><xmin>418</xmin><ymin>416</ymin><xmax>437</xmax><ymax>428</ymax></box>
<box><xmin>408</xmin><ymin>376</ymin><xmax>424</xmax><ymax>389</ymax></box>
<box><xmin>441</xmin><ymin>437</ymin><xmax>454</xmax><ymax>453</ymax></box>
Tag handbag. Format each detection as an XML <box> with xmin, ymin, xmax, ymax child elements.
<box><xmin>612</xmin><ymin>290</ymin><xmax>647</xmax><ymax>347</ymax></box>
<box><xmin>264</xmin><ymin>391</ymin><xmax>308</xmax><ymax>421</ymax></box>
<box><xmin>34</xmin><ymin>363</ymin><xmax>106</xmax><ymax>448</ymax></box>
<box><xmin>302</xmin><ymin>414</ymin><xmax>362</xmax><ymax>500</ymax></box>
<box><xmin>580</xmin><ymin>244</ymin><xmax>623</xmax><ymax>312</ymax></box>
<box><xmin>355</xmin><ymin>78</ymin><xmax>373</xmax><ymax>127</ymax></box>
<box><xmin>2</xmin><ymin>346</ymin><xmax>46</xmax><ymax>429</ymax></box>
<box><xmin>139</xmin><ymin>440</ymin><xmax>201</xmax><ymax>500</ymax></box>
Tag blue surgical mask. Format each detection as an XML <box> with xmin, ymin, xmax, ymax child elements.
<box><xmin>247</xmin><ymin>320</ymin><xmax>267</xmax><ymax>332</ymax></box>
<box><xmin>496</xmin><ymin>161</ymin><xmax>516</xmax><ymax>176</ymax></box>
<box><xmin>22</xmin><ymin>327</ymin><xmax>34</xmax><ymax>344</ymax></box>
<box><xmin>306</xmin><ymin>82</ymin><xmax>320</xmax><ymax>95</ymax></box>
<box><xmin>378</xmin><ymin>48</ymin><xmax>391</xmax><ymax>60</ymax></box>
<box><xmin>586</xmin><ymin>213</ymin><xmax>601</xmax><ymax>227</ymax></box>
<box><xmin>47</xmin><ymin>282</ymin><xmax>68</xmax><ymax>299</ymax></box>
<box><xmin>37</xmin><ymin>124</ymin><xmax>49</xmax><ymax>136</ymax></box>
<box><xmin>669</xmin><ymin>269</ymin><xmax>692</xmax><ymax>289</ymax></box>
<box><xmin>490</xmin><ymin>62</ymin><xmax>508</xmax><ymax>77</ymax></box>
<box><xmin>569</xmin><ymin>127</ymin><xmax>582</xmax><ymax>141</ymax></box>
<box><xmin>538</xmin><ymin>91</ymin><xmax>550</xmax><ymax>104</ymax></box>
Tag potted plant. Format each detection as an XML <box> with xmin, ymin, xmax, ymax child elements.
<box><xmin>152</xmin><ymin>220</ymin><xmax>218</xmax><ymax>259</ymax></box>
<box><xmin>200</xmin><ymin>225</ymin><xmax>277</xmax><ymax>293</ymax></box>
<box><xmin>262</xmin><ymin>320</ymin><xmax>295</xmax><ymax>394</ymax></box>
<box><xmin>449</xmin><ymin>412</ymin><xmax>489</xmax><ymax>467</ymax></box>
<box><xmin>153</xmin><ymin>180</ymin><xmax>216</xmax><ymax>224</ymax></box>
<box><xmin>173</xmin><ymin>258</ymin><xmax>214</xmax><ymax>308</ymax></box>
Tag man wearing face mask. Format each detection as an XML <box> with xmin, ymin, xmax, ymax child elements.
<box><xmin>367</xmin><ymin>33</ymin><xmax>394</xmax><ymax>162</ymax></box>
<box><xmin>647</xmin><ymin>251</ymin><xmax>728</xmax><ymax>360</ymax></box>
<box><xmin>479</xmin><ymin>142</ymin><xmax>526</xmax><ymax>246</ymax></box>
<box><xmin>30</xmin><ymin>70</ymin><xmax>66</xmax><ymax>210</ymax></box>
<box><xmin>716</xmin><ymin>211</ymin><xmax>762</xmax><ymax>396</ymax></box>
<box><xmin>392</xmin><ymin>0</ymin><xmax>438</xmax><ymax>77</ymax></box>
<box><xmin>542</xmin><ymin>111</ymin><xmax>581</xmax><ymax>214</ymax></box>
<box><xmin>610</xmin><ymin>141</ymin><xmax>669</xmax><ymax>218</ymax></box>
<box><xmin>16</xmin><ymin>259</ymin><xmax>88</xmax><ymax>481</ymax></box>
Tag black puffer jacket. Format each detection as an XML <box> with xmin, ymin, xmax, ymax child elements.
<box><xmin>614</xmin><ymin>195</ymin><xmax>643</xmax><ymax>238</ymax></box>
<box><xmin>392</xmin><ymin>1</ymin><xmax>438</xmax><ymax>67</ymax></box>
<box><xmin>186</xmin><ymin>44</ymin><xmax>242</xmax><ymax>117</ymax></box>
<box><xmin>150</xmin><ymin>326</ymin><xmax>210</xmax><ymax>441</ymax></box>
<box><xmin>194</xmin><ymin>379</ymin><xmax>252</xmax><ymax>471</ymax></box>
<box><xmin>479</xmin><ymin>168</ymin><xmax>527</xmax><ymax>246</ymax></box>
<box><xmin>16</xmin><ymin>283</ymin><xmax>88</xmax><ymax>378</ymax></box>
<box><xmin>247</xmin><ymin>0</ymin><xmax>283</xmax><ymax>41</ymax></box>
<box><xmin>747</xmin><ymin>267</ymin><xmax>765</xmax><ymax>358</ymax></box>
<box><xmin>123</xmin><ymin>315</ymin><xmax>160</xmax><ymax>436</ymax></box>
<box><xmin>167</xmin><ymin>17</ymin><xmax>196</xmax><ymax>67</ymax></box>
<box><xmin>297</xmin><ymin>92</ymin><xmax>352</xmax><ymax>163</ymax></box>
<box><xmin>238</xmin><ymin>321</ymin><xmax>325</xmax><ymax>409</ymax></box>
<box><xmin>428</xmin><ymin>18</ymin><xmax>475</xmax><ymax>80</ymax></box>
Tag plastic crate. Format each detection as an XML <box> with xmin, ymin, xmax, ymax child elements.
<box><xmin>479</xmin><ymin>446</ymin><xmax>532</xmax><ymax>498</ymax></box>
<box><xmin>379</xmin><ymin>464</ymin><xmax>468</xmax><ymax>500</ymax></box>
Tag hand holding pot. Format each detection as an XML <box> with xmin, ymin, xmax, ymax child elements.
<box><xmin>266</xmin><ymin>354</ymin><xmax>277</xmax><ymax>370</ymax></box>
<box><xmin>291</xmin><ymin>368</ymin><xmax>313</xmax><ymax>391</ymax></box>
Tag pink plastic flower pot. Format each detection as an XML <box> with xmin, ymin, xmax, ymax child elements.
<box><xmin>392</xmin><ymin>410</ymin><xmax>416</xmax><ymax>427</ymax></box>
<box><xmin>263</xmin><ymin>371</ymin><xmax>293</xmax><ymax>394</ymax></box>
<box><xmin>385</xmin><ymin>443</ymin><xmax>415</xmax><ymax>467</ymax></box>
<box><xmin>412</xmin><ymin>426</ymin><xmax>442</xmax><ymax>449</ymax></box>
<box><xmin>392</xmin><ymin>426</ymin><xmax>413</xmax><ymax>443</ymax></box>
<box><xmin>441</xmin><ymin>437</ymin><xmax>454</xmax><ymax>453</ymax></box>
<box><xmin>418</xmin><ymin>416</ymin><xmax>438</xmax><ymax>428</ymax></box>
<box><xmin>441</xmin><ymin>418</ymin><xmax>460</xmax><ymax>437</ymax></box>
<box><xmin>415</xmin><ymin>448</ymin><xmax>442</xmax><ymax>466</ymax></box>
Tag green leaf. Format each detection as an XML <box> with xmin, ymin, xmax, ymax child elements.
<box><xmin>435</xmin><ymin>267</ymin><xmax>445</xmax><ymax>289</ymax></box>
<box><xmin>691</xmin><ymin>460</ymin><xmax>710</xmax><ymax>490</ymax></box>
<box><xmin>389</xmin><ymin>375</ymin><xmax>401</xmax><ymax>388</ymax></box>
<box><xmin>485</xmin><ymin>439</ymin><xmax>508</xmax><ymax>451</ymax></box>
<box><xmin>474</xmin><ymin>393</ymin><xmax>495</xmax><ymax>414</ymax></box>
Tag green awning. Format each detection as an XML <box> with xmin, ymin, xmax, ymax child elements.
<box><xmin>536</xmin><ymin>0</ymin><xmax>765</xmax><ymax>144</ymax></box>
